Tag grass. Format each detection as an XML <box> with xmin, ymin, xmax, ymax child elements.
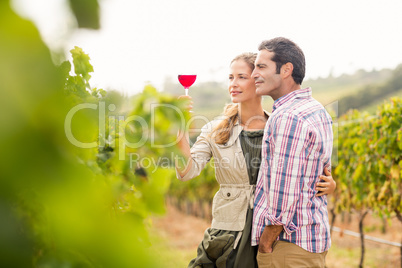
<box><xmin>149</xmin><ymin>231</ymin><xmax>400</xmax><ymax>268</ymax></box>
<box><xmin>325</xmin><ymin>238</ymin><xmax>400</xmax><ymax>268</ymax></box>
<box><xmin>148</xmin><ymin>231</ymin><xmax>400</xmax><ymax>268</ymax></box>
<box><xmin>148</xmin><ymin>205</ymin><xmax>401</xmax><ymax>268</ymax></box>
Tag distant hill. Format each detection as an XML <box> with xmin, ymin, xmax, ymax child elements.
<box><xmin>305</xmin><ymin>68</ymin><xmax>393</xmax><ymax>108</ymax></box>
<box><xmin>336</xmin><ymin>64</ymin><xmax>402</xmax><ymax>115</ymax></box>
<box><xmin>162</xmin><ymin>64</ymin><xmax>401</xmax><ymax>121</ymax></box>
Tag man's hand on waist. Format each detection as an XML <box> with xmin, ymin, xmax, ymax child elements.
<box><xmin>258</xmin><ymin>225</ymin><xmax>283</xmax><ymax>253</ymax></box>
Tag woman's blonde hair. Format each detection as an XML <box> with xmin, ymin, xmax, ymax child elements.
<box><xmin>210</xmin><ymin>52</ymin><xmax>257</xmax><ymax>144</ymax></box>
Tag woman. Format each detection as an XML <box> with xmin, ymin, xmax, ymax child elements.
<box><xmin>175</xmin><ymin>52</ymin><xmax>335</xmax><ymax>268</ymax></box>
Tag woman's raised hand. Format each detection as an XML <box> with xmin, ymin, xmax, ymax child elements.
<box><xmin>178</xmin><ymin>95</ymin><xmax>193</xmax><ymax>112</ymax></box>
<box><xmin>316</xmin><ymin>166</ymin><xmax>336</xmax><ymax>196</ymax></box>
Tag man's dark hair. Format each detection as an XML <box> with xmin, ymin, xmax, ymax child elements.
<box><xmin>258</xmin><ymin>37</ymin><xmax>305</xmax><ymax>85</ymax></box>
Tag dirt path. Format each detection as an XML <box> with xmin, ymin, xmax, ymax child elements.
<box><xmin>152</xmin><ymin>203</ymin><xmax>210</xmax><ymax>251</ymax></box>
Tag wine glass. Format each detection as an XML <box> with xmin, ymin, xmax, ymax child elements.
<box><xmin>178</xmin><ymin>75</ymin><xmax>197</xmax><ymax>96</ymax></box>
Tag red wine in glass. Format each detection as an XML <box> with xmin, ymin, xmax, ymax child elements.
<box><xmin>178</xmin><ymin>75</ymin><xmax>197</xmax><ymax>96</ymax></box>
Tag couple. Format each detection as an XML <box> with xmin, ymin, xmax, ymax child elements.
<box><xmin>176</xmin><ymin>37</ymin><xmax>334</xmax><ymax>268</ymax></box>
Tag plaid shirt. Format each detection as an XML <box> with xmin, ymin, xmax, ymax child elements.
<box><xmin>251</xmin><ymin>87</ymin><xmax>333</xmax><ymax>253</ymax></box>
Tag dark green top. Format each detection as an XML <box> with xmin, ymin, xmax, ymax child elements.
<box><xmin>239</xmin><ymin>129</ymin><xmax>264</xmax><ymax>185</ymax></box>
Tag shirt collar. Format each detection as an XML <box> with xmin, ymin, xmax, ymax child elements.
<box><xmin>272</xmin><ymin>87</ymin><xmax>312</xmax><ymax>112</ymax></box>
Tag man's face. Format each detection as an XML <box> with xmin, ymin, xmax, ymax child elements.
<box><xmin>252</xmin><ymin>50</ymin><xmax>282</xmax><ymax>99</ymax></box>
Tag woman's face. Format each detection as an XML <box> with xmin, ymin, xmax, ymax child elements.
<box><xmin>229</xmin><ymin>60</ymin><xmax>260</xmax><ymax>104</ymax></box>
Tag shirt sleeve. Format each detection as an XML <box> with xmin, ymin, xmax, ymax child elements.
<box><xmin>175</xmin><ymin>123</ymin><xmax>213</xmax><ymax>181</ymax></box>
<box><xmin>263</xmin><ymin>112</ymin><xmax>309</xmax><ymax>235</ymax></box>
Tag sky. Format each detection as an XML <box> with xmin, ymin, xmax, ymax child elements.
<box><xmin>12</xmin><ymin>0</ymin><xmax>402</xmax><ymax>96</ymax></box>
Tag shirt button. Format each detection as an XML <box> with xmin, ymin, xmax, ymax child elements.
<box><xmin>227</xmin><ymin>193</ymin><xmax>231</xmax><ymax>197</ymax></box>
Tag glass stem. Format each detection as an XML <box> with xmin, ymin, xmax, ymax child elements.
<box><xmin>185</xmin><ymin>87</ymin><xmax>189</xmax><ymax>96</ymax></box>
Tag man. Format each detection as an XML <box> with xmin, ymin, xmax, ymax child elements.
<box><xmin>251</xmin><ymin>37</ymin><xmax>333</xmax><ymax>267</ymax></box>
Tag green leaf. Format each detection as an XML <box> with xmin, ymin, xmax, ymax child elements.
<box><xmin>70</xmin><ymin>46</ymin><xmax>94</xmax><ymax>81</ymax></box>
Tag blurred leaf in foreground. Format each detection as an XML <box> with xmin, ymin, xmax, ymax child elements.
<box><xmin>0</xmin><ymin>1</ymin><xmax>151</xmax><ymax>267</ymax></box>
<box><xmin>68</xmin><ymin>0</ymin><xmax>100</xmax><ymax>29</ymax></box>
